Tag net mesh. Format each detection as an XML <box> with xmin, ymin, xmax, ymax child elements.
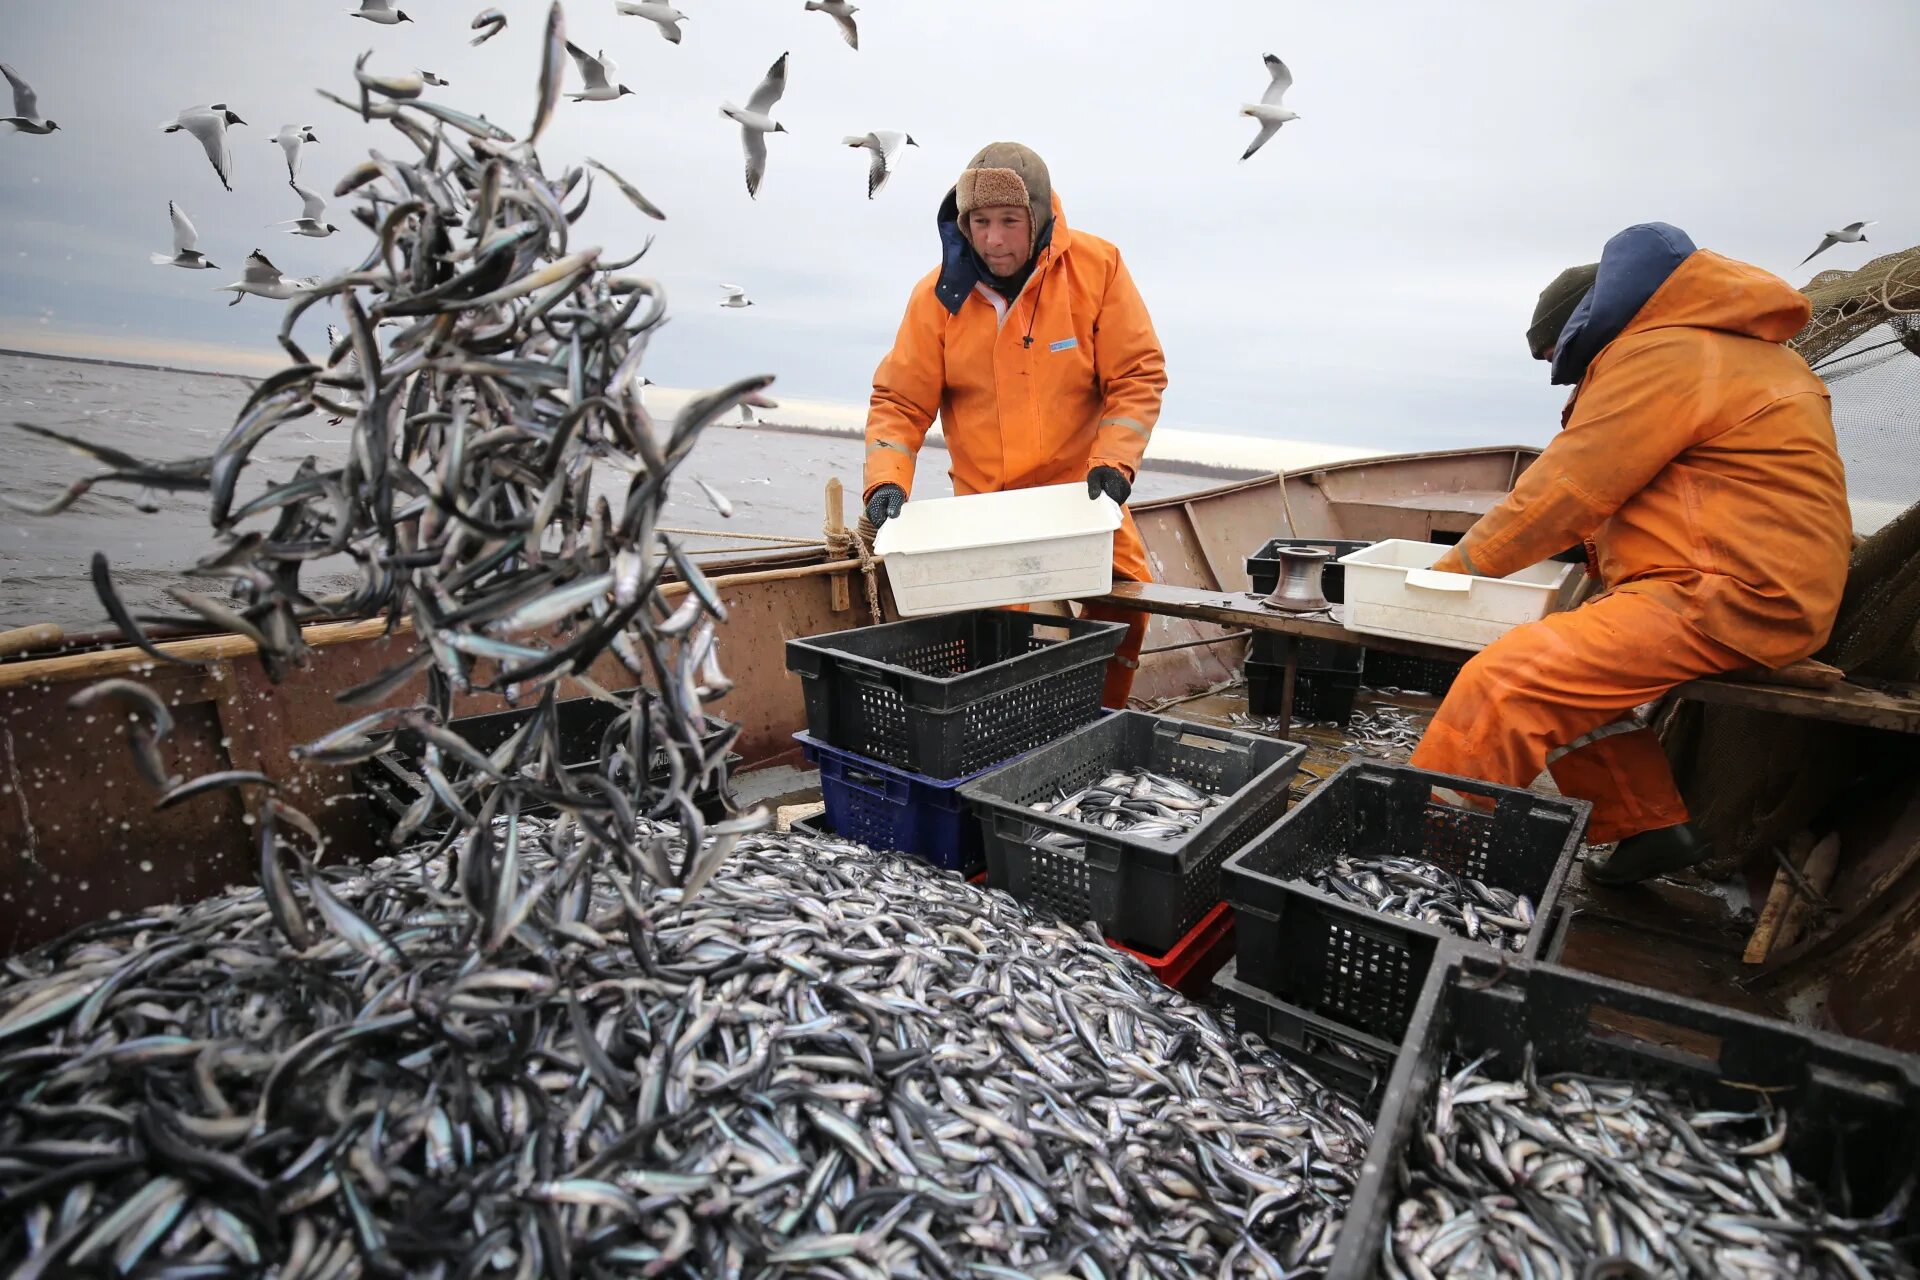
<box><xmin>1671</xmin><ymin>245</ymin><xmax>1920</xmax><ymax>871</ymax></box>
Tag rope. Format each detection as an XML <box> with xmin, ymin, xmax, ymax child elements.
<box><xmin>658</xmin><ymin>526</ymin><xmax>821</xmax><ymax>547</ymax></box>
<box><xmin>841</xmin><ymin>515</ymin><xmax>887</xmax><ymax>625</ymax></box>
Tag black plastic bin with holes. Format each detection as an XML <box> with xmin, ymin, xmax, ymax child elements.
<box><xmin>959</xmin><ymin>711</ymin><xmax>1307</xmax><ymax>952</ymax></box>
<box><xmin>1324</xmin><ymin>950</ymin><xmax>1920</xmax><ymax>1278</ymax></box>
<box><xmin>1215</xmin><ymin>958</ymin><xmax>1396</xmax><ymax>1108</ymax></box>
<box><xmin>785</xmin><ymin>610</ymin><xmax>1126</xmax><ymax>779</ymax></box>
<box><xmin>1359</xmin><ymin>649</ymin><xmax>1462</xmax><ymax>696</ymax></box>
<box><xmin>1245</xmin><ymin>661</ymin><xmax>1363</xmax><ymax>723</ymax></box>
<box><xmin>1221</xmin><ymin>759</ymin><xmax>1587</xmax><ymax>1043</ymax></box>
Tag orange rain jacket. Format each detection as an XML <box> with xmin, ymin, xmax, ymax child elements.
<box><xmin>862</xmin><ymin>191</ymin><xmax>1167</xmax><ymax>582</ymax></box>
<box><xmin>1436</xmin><ymin>247</ymin><xmax>1851</xmax><ymax>668</ymax></box>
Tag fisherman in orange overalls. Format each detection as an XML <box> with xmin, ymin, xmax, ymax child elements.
<box><xmin>861</xmin><ymin>142</ymin><xmax>1167</xmax><ymax>708</ymax></box>
<box><xmin>1410</xmin><ymin>223</ymin><xmax>1852</xmax><ymax>883</ymax></box>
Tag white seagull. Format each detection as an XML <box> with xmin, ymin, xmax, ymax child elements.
<box><xmin>616</xmin><ymin>1</ymin><xmax>688</xmax><ymax>44</ymax></box>
<box><xmin>2</xmin><ymin>63</ymin><xmax>59</xmax><ymax>135</ymax></box>
<box><xmin>273</xmin><ymin>125</ymin><xmax>318</xmax><ymax>182</ymax></box>
<box><xmin>805</xmin><ymin>1</ymin><xmax>859</xmax><ymax>50</ymax></box>
<box><xmin>565</xmin><ymin>44</ymin><xmax>633</xmax><ymax>102</ymax></box>
<box><xmin>719</xmin><ymin>284</ymin><xmax>754</xmax><ymax>309</ymax></box>
<box><xmin>1239</xmin><ymin>54</ymin><xmax>1299</xmax><ymax>161</ymax></box>
<box><xmin>275</xmin><ymin>183</ymin><xmax>339</xmax><ymax>238</ymax></box>
<box><xmin>1800</xmin><ymin>222</ymin><xmax>1878</xmax><ymax>268</ymax></box>
<box><xmin>419</xmin><ymin>69</ymin><xmax>450</xmax><ymax>87</ymax></box>
<box><xmin>162</xmin><ymin>104</ymin><xmax>247</xmax><ymax>192</ymax></box>
<box><xmin>218</xmin><ymin>250</ymin><xmax>319</xmax><ymax>306</ymax></box>
<box><xmin>151</xmin><ymin>202</ymin><xmax>218</xmax><ymax>270</ymax></box>
<box><xmin>843</xmin><ymin>130</ymin><xmax>916</xmax><ymax>198</ymax></box>
<box><xmin>721</xmin><ymin>52</ymin><xmax>789</xmax><ymax>199</ymax></box>
<box><xmin>351</xmin><ymin>0</ymin><xmax>412</xmax><ymax>24</ymax></box>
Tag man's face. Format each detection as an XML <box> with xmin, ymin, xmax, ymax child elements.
<box><xmin>966</xmin><ymin>206</ymin><xmax>1031</xmax><ymax>276</ymax></box>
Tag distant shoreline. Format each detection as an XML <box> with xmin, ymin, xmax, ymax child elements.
<box><xmin>0</xmin><ymin>347</ymin><xmax>258</xmax><ymax>384</ymax></box>
<box><xmin>0</xmin><ymin>346</ymin><xmax>1262</xmax><ymax>482</ymax></box>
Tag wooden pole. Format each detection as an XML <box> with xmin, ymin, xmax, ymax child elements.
<box><xmin>824</xmin><ymin>477</ymin><xmax>851</xmax><ymax>613</ymax></box>
<box><xmin>0</xmin><ymin>623</ymin><xmax>62</xmax><ymax>658</ymax></box>
<box><xmin>1774</xmin><ymin>833</ymin><xmax>1841</xmax><ymax>955</ymax></box>
<box><xmin>1744</xmin><ymin>831</ymin><xmax>1815</xmax><ymax>964</ymax></box>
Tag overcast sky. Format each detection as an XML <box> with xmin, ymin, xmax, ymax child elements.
<box><xmin>1</xmin><ymin>0</ymin><xmax>1914</xmax><ymax>455</ymax></box>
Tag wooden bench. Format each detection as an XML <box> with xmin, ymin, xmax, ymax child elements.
<box><xmin>1098</xmin><ymin>581</ymin><xmax>1920</xmax><ymax>735</ymax></box>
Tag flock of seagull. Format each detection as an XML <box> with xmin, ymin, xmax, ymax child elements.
<box><xmin>0</xmin><ymin>4</ymin><xmax>1885</xmax><ymax>316</ymax></box>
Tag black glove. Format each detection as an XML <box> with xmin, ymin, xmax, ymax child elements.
<box><xmin>865</xmin><ymin>483</ymin><xmax>905</xmax><ymax>528</ymax></box>
<box><xmin>1086</xmin><ymin>466</ymin><xmax>1132</xmax><ymax>505</ymax></box>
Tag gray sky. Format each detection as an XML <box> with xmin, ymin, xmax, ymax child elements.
<box><xmin>1</xmin><ymin>0</ymin><xmax>1914</xmax><ymax>456</ymax></box>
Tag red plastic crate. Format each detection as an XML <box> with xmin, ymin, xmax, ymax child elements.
<box><xmin>1109</xmin><ymin>902</ymin><xmax>1236</xmax><ymax>997</ymax></box>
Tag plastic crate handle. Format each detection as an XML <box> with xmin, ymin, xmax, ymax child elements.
<box><xmin>1405</xmin><ymin>569</ymin><xmax>1472</xmax><ymax>593</ymax></box>
<box><xmin>1150</xmin><ymin>718</ymin><xmax>1246</xmax><ymax>759</ymax></box>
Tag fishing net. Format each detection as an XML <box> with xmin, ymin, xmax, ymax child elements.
<box><xmin>1671</xmin><ymin>245</ymin><xmax>1920</xmax><ymax>873</ymax></box>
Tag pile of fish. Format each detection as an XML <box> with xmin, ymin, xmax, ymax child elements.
<box><xmin>1026</xmin><ymin>769</ymin><xmax>1227</xmax><ymax>854</ymax></box>
<box><xmin>1385</xmin><ymin>1053</ymin><xmax>1914</xmax><ymax>1279</ymax></box>
<box><xmin>0</xmin><ymin>825</ymin><xmax>1375</xmax><ymax>1277</ymax></box>
<box><xmin>1305</xmin><ymin>855</ymin><xmax>1536</xmax><ymax>951</ymax></box>
<box><xmin>1341</xmin><ymin>705</ymin><xmax>1423</xmax><ymax>761</ymax></box>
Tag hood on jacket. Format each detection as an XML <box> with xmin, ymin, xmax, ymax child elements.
<box><xmin>1550</xmin><ymin>222</ymin><xmax>1697</xmax><ymax>385</ymax></box>
<box><xmin>934</xmin><ymin>189</ymin><xmax>1065</xmax><ymax>316</ymax></box>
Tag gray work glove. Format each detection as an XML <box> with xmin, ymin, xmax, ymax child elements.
<box><xmin>865</xmin><ymin>483</ymin><xmax>905</xmax><ymax>528</ymax></box>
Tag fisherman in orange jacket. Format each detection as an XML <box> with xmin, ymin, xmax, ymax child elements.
<box><xmin>862</xmin><ymin>142</ymin><xmax>1167</xmax><ymax>708</ymax></box>
<box><xmin>1410</xmin><ymin>222</ymin><xmax>1852</xmax><ymax>884</ymax></box>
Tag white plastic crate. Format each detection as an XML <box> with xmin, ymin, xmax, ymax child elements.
<box><xmin>873</xmin><ymin>483</ymin><xmax>1122</xmax><ymax>617</ymax></box>
<box><xmin>1336</xmin><ymin>539</ymin><xmax>1582</xmax><ymax>651</ymax></box>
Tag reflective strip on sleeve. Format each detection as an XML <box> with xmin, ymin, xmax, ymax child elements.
<box><xmin>1100</xmin><ymin>416</ymin><xmax>1150</xmax><ymax>439</ymax></box>
<box><xmin>867</xmin><ymin>440</ymin><xmax>913</xmax><ymax>456</ymax></box>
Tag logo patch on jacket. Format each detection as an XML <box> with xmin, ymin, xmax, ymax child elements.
<box><xmin>1048</xmin><ymin>337</ymin><xmax>1078</xmax><ymax>353</ymax></box>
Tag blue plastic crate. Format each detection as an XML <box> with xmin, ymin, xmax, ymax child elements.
<box><xmin>796</xmin><ymin>732</ymin><xmax>997</xmax><ymax>875</ymax></box>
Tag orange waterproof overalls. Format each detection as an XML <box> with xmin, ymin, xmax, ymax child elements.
<box><xmin>863</xmin><ymin>191</ymin><xmax>1168</xmax><ymax>707</ymax></box>
<box><xmin>1411</xmin><ymin>249</ymin><xmax>1852</xmax><ymax>843</ymax></box>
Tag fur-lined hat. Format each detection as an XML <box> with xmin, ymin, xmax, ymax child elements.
<box><xmin>955</xmin><ymin>142</ymin><xmax>1051</xmax><ymax>257</ymax></box>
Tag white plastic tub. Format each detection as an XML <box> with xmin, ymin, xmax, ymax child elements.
<box><xmin>873</xmin><ymin>483</ymin><xmax>1122</xmax><ymax>617</ymax></box>
<box><xmin>1336</xmin><ymin>539</ymin><xmax>1582</xmax><ymax>651</ymax></box>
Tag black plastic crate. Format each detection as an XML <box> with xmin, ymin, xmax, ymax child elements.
<box><xmin>1215</xmin><ymin>958</ymin><xmax>1396</xmax><ymax>1109</ymax></box>
<box><xmin>1246</xmin><ymin>661</ymin><xmax>1362</xmax><ymax>723</ymax></box>
<box><xmin>1248</xmin><ymin>633</ymin><xmax>1365</xmax><ymax>672</ymax></box>
<box><xmin>360</xmin><ymin>698</ymin><xmax>738</xmax><ymax>836</ymax></box>
<box><xmin>961</xmin><ymin>711</ymin><xmax>1306</xmax><ymax>952</ymax></box>
<box><xmin>1245</xmin><ymin>538</ymin><xmax>1373</xmax><ymax>601</ymax></box>
<box><xmin>1222</xmin><ymin>759</ymin><xmax>1587</xmax><ymax>1043</ymax></box>
<box><xmin>1327</xmin><ymin>952</ymin><xmax>1920</xmax><ymax>1279</ymax></box>
<box><xmin>1361</xmin><ymin>649</ymin><xmax>1462</xmax><ymax>696</ymax></box>
<box><xmin>786</xmin><ymin>610</ymin><xmax>1125</xmax><ymax>779</ymax></box>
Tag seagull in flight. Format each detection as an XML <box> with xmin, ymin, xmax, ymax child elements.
<box><xmin>1239</xmin><ymin>54</ymin><xmax>1299</xmax><ymax>161</ymax></box>
<box><xmin>721</xmin><ymin>52</ymin><xmax>789</xmax><ymax>198</ymax></box>
<box><xmin>273</xmin><ymin>124</ymin><xmax>318</xmax><ymax>182</ymax></box>
<box><xmin>566</xmin><ymin>44</ymin><xmax>633</xmax><ymax>101</ymax></box>
<box><xmin>1800</xmin><ymin>221</ymin><xmax>1877</xmax><ymax>267</ymax></box>
<box><xmin>351</xmin><ymin>0</ymin><xmax>412</xmax><ymax>24</ymax></box>
<box><xmin>470</xmin><ymin>8</ymin><xmax>507</xmax><ymax>45</ymax></box>
<box><xmin>2</xmin><ymin>63</ymin><xmax>59</xmax><ymax>134</ymax></box>
<box><xmin>151</xmin><ymin>203</ymin><xmax>219</xmax><ymax>270</ymax></box>
<box><xmin>719</xmin><ymin>284</ymin><xmax>754</xmax><ymax>309</ymax></box>
<box><xmin>218</xmin><ymin>250</ymin><xmax>319</xmax><ymax>306</ymax></box>
<box><xmin>162</xmin><ymin>104</ymin><xmax>247</xmax><ymax>191</ymax></box>
<box><xmin>275</xmin><ymin>183</ymin><xmax>339</xmax><ymax>237</ymax></box>
<box><xmin>843</xmin><ymin>131</ymin><xmax>916</xmax><ymax>198</ymax></box>
<box><xmin>805</xmin><ymin>1</ymin><xmax>859</xmax><ymax>50</ymax></box>
<box><xmin>617</xmin><ymin>1</ymin><xmax>688</xmax><ymax>44</ymax></box>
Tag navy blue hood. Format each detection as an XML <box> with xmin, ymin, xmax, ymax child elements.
<box><xmin>931</xmin><ymin>187</ymin><xmax>1052</xmax><ymax>316</ymax></box>
<box><xmin>1549</xmin><ymin>222</ymin><xmax>1697</xmax><ymax>386</ymax></box>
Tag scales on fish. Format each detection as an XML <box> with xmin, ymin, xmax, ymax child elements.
<box><xmin>1308</xmin><ymin>854</ymin><xmax>1536</xmax><ymax>950</ymax></box>
<box><xmin>1026</xmin><ymin>768</ymin><xmax>1228</xmax><ymax>853</ymax></box>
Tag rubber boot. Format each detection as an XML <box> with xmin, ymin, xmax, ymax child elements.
<box><xmin>1584</xmin><ymin>821</ymin><xmax>1713</xmax><ymax>887</ymax></box>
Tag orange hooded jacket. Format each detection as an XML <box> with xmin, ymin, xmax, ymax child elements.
<box><xmin>863</xmin><ymin>191</ymin><xmax>1167</xmax><ymax>581</ymax></box>
<box><xmin>1438</xmin><ymin>247</ymin><xmax>1851</xmax><ymax>668</ymax></box>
